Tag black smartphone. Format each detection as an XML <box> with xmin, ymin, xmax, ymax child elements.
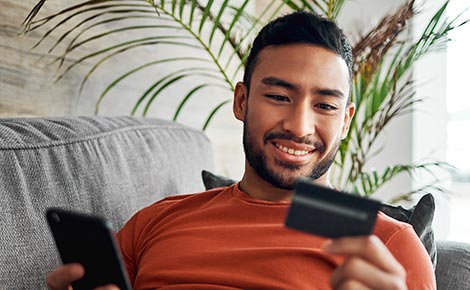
<box><xmin>46</xmin><ymin>208</ymin><xmax>132</xmax><ymax>290</ymax></box>
<box><xmin>285</xmin><ymin>179</ymin><xmax>382</xmax><ymax>238</ymax></box>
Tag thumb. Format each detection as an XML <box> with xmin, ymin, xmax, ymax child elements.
<box><xmin>47</xmin><ymin>263</ymin><xmax>85</xmax><ymax>290</ymax></box>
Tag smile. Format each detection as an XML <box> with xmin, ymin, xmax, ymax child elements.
<box><xmin>275</xmin><ymin>143</ymin><xmax>311</xmax><ymax>156</ymax></box>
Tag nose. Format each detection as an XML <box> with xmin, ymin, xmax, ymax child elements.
<box><xmin>281</xmin><ymin>101</ymin><xmax>315</xmax><ymax>138</ymax></box>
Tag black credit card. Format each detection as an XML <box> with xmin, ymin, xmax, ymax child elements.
<box><xmin>285</xmin><ymin>179</ymin><xmax>381</xmax><ymax>238</ymax></box>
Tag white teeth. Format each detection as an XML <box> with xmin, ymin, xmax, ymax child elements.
<box><xmin>276</xmin><ymin>144</ymin><xmax>309</xmax><ymax>156</ymax></box>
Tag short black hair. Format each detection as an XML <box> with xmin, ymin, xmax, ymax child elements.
<box><xmin>243</xmin><ymin>11</ymin><xmax>353</xmax><ymax>93</ymax></box>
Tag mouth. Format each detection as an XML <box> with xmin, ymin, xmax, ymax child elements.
<box><xmin>270</xmin><ymin>140</ymin><xmax>316</xmax><ymax>164</ymax></box>
<box><xmin>274</xmin><ymin>143</ymin><xmax>312</xmax><ymax>156</ymax></box>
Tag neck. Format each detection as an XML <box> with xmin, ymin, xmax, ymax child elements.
<box><xmin>239</xmin><ymin>164</ymin><xmax>332</xmax><ymax>202</ymax></box>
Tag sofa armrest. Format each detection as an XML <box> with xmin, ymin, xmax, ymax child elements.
<box><xmin>436</xmin><ymin>240</ymin><xmax>470</xmax><ymax>290</ymax></box>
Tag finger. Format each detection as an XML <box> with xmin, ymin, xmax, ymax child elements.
<box><xmin>334</xmin><ymin>279</ymin><xmax>370</xmax><ymax>290</ymax></box>
<box><xmin>323</xmin><ymin>235</ymin><xmax>405</xmax><ymax>276</ymax></box>
<box><xmin>47</xmin><ymin>263</ymin><xmax>85</xmax><ymax>290</ymax></box>
<box><xmin>330</xmin><ymin>256</ymin><xmax>406</xmax><ymax>290</ymax></box>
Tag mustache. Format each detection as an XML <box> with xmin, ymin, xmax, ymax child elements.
<box><xmin>263</xmin><ymin>131</ymin><xmax>324</xmax><ymax>152</ymax></box>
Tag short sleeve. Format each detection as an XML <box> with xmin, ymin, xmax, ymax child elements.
<box><xmin>385</xmin><ymin>226</ymin><xmax>436</xmax><ymax>290</ymax></box>
<box><xmin>116</xmin><ymin>211</ymin><xmax>141</xmax><ymax>286</ymax></box>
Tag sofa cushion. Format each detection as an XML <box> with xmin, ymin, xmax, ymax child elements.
<box><xmin>202</xmin><ymin>170</ymin><xmax>436</xmax><ymax>266</ymax></box>
<box><xmin>0</xmin><ymin>116</ymin><xmax>214</xmax><ymax>290</ymax></box>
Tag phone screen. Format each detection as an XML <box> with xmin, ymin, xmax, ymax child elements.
<box><xmin>46</xmin><ymin>208</ymin><xmax>132</xmax><ymax>290</ymax></box>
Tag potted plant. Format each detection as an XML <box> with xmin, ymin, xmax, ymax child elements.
<box><xmin>22</xmin><ymin>0</ymin><xmax>467</xmax><ymax>201</ymax></box>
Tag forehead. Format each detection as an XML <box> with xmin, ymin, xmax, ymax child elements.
<box><xmin>251</xmin><ymin>43</ymin><xmax>350</xmax><ymax>93</ymax></box>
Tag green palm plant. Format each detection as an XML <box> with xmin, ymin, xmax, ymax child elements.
<box><xmin>331</xmin><ymin>0</ymin><xmax>467</xmax><ymax>199</ymax></box>
<box><xmin>22</xmin><ymin>0</ymin><xmax>467</xmax><ymax>201</ymax></box>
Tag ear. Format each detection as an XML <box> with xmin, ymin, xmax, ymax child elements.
<box><xmin>341</xmin><ymin>102</ymin><xmax>355</xmax><ymax>140</ymax></box>
<box><xmin>233</xmin><ymin>82</ymin><xmax>248</xmax><ymax>122</ymax></box>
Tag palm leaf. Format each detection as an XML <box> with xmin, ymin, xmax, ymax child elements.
<box><xmin>21</xmin><ymin>0</ymin><xmax>46</xmax><ymax>31</ymax></box>
<box><xmin>57</xmin><ymin>24</ymin><xmax>183</xmax><ymax>72</ymax></box>
<box><xmin>64</xmin><ymin>36</ymin><xmax>200</xmax><ymax>85</ymax></box>
<box><xmin>228</xmin><ymin>0</ymin><xmax>288</xmax><ymax>78</ymax></box>
<box><xmin>24</xmin><ymin>0</ymin><xmax>255</xmax><ymax>129</ymax></box>
<box><xmin>30</xmin><ymin>2</ymin><xmax>153</xmax><ymax>48</ymax></box>
<box><xmin>216</xmin><ymin>0</ymin><xmax>250</xmax><ymax>59</ymax></box>
<box><xmin>203</xmin><ymin>100</ymin><xmax>232</xmax><ymax>130</ymax></box>
<box><xmin>131</xmin><ymin>66</ymin><xmax>226</xmax><ymax>115</ymax></box>
<box><xmin>173</xmin><ymin>83</ymin><xmax>231</xmax><ymax>121</ymax></box>
<box><xmin>49</xmin><ymin>13</ymin><xmax>160</xmax><ymax>57</ymax></box>
<box><xmin>143</xmin><ymin>69</ymin><xmax>226</xmax><ymax>116</ymax></box>
<box><xmin>285</xmin><ymin>0</ymin><xmax>346</xmax><ymax>19</ymax></box>
<box><xmin>208</xmin><ymin>0</ymin><xmax>230</xmax><ymax>46</ymax></box>
<box><xmin>95</xmin><ymin>56</ymin><xmax>211</xmax><ymax>113</ymax></box>
<box><xmin>355</xmin><ymin>161</ymin><xmax>451</xmax><ymax>197</ymax></box>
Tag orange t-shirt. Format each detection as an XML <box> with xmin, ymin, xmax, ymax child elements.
<box><xmin>117</xmin><ymin>184</ymin><xmax>436</xmax><ymax>289</ymax></box>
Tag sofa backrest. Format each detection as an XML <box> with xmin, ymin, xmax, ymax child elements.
<box><xmin>0</xmin><ymin>116</ymin><xmax>214</xmax><ymax>289</ymax></box>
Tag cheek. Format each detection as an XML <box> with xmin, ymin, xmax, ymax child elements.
<box><xmin>246</xmin><ymin>103</ymin><xmax>279</xmax><ymax>135</ymax></box>
<box><xmin>317</xmin><ymin>118</ymin><xmax>344</xmax><ymax>144</ymax></box>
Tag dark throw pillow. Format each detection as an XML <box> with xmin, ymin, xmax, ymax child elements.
<box><xmin>201</xmin><ymin>170</ymin><xmax>437</xmax><ymax>267</ymax></box>
<box><xmin>201</xmin><ymin>170</ymin><xmax>237</xmax><ymax>189</ymax></box>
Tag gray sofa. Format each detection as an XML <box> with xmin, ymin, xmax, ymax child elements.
<box><xmin>0</xmin><ymin>116</ymin><xmax>469</xmax><ymax>289</ymax></box>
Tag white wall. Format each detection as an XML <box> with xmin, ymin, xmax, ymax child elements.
<box><xmin>412</xmin><ymin>0</ymin><xmax>450</xmax><ymax>239</ymax></box>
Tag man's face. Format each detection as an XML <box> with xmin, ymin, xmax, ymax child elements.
<box><xmin>234</xmin><ymin>44</ymin><xmax>355</xmax><ymax>189</ymax></box>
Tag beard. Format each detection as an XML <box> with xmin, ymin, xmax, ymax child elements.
<box><xmin>242</xmin><ymin>115</ymin><xmax>339</xmax><ymax>190</ymax></box>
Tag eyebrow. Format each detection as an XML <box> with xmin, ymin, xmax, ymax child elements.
<box><xmin>261</xmin><ymin>76</ymin><xmax>345</xmax><ymax>98</ymax></box>
<box><xmin>316</xmin><ymin>88</ymin><xmax>345</xmax><ymax>99</ymax></box>
<box><xmin>261</xmin><ymin>76</ymin><xmax>298</xmax><ymax>90</ymax></box>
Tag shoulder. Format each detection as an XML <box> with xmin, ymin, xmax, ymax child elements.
<box><xmin>374</xmin><ymin>213</ymin><xmax>436</xmax><ymax>289</ymax></box>
<box><xmin>124</xmin><ymin>185</ymin><xmax>233</xmax><ymax>227</ymax></box>
<box><xmin>149</xmin><ymin>185</ymin><xmax>230</xmax><ymax>209</ymax></box>
<box><xmin>373</xmin><ymin>211</ymin><xmax>414</xmax><ymax>244</ymax></box>
<box><xmin>117</xmin><ymin>185</ymin><xmax>232</xmax><ymax>243</ymax></box>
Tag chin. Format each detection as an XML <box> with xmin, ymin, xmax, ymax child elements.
<box><xmin>264</xmin><ymin>169</ymin><xmax>307</xmax><ymax>190</ymax></box>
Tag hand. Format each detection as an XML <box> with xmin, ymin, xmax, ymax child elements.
<box><xmin>47</xmin><ymin>263</ymin><xmax>119</xmax><ymax>290</ymax></box>
<box><xmin>323</xmin><ymin>235</ymin><xmax>407</xmax><ymax>290</ymax></box>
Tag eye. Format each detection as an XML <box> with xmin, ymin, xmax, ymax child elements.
<box><xmin>265</xmin><ymin>94</ymin><xmax>290</xmax><ymax>102</ymax></box>
<box><xmin>316</xmin><ymin>103</ymin><xmax>338</xmax><ymax>111</ymax></box>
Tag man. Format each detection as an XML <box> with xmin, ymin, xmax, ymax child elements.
<box><xmin>47</xmin><ymin>11</ymin><xmax>435</xmax><ymax>290</ymax></box>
